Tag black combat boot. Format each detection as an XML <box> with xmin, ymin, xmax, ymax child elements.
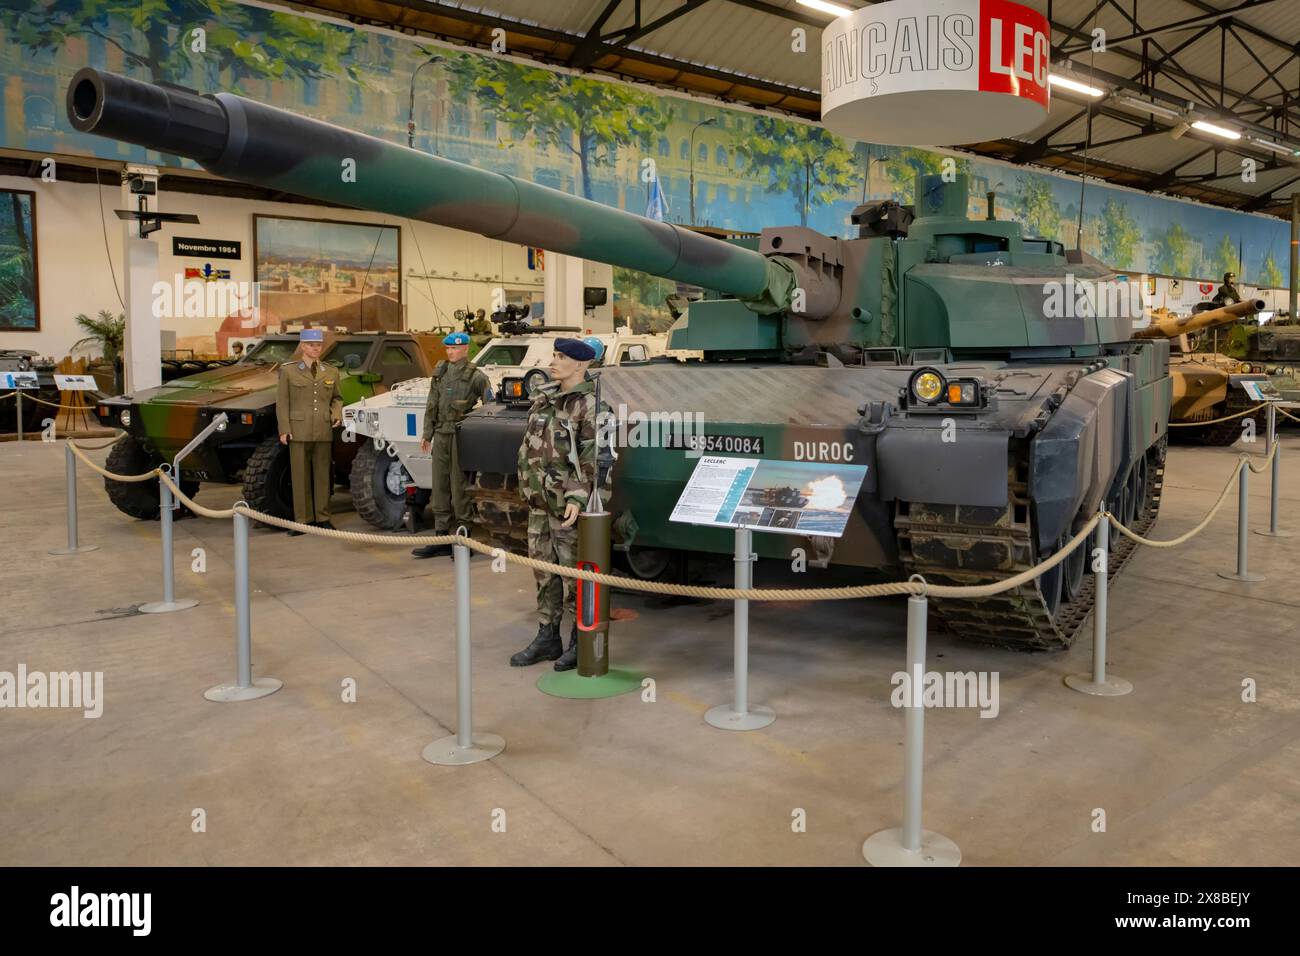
<box><xmin>411</xmin><ymin>541</ymin><xmax>453</xmax><ymax>558</ymax></box>
<box><xmin>554</xmin><ymin>624</ymin><xmax>579</xmax><ymax>672</ymax></box>
<box><xmin>509</xmin><ymin>623</ymin><xmax>562</xmax><ymax>666</ymax></box>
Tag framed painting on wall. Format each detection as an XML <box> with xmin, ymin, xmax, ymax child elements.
<box><xmin>251</xmin><ymin>215</ymin><xmax>402</xmax><ymax>337</ymax></box>
<box><xmin>0</xmin><ymin>189</ymin><xmax>39</xmax><ymax>332</ymax></box>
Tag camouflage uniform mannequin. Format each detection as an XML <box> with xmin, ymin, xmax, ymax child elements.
<box><xmin>510</xmin><ymin>337</ymin><xmax>599</xmax><ymax>670</ymax></box>
<box><xmin>412</xmin><ymin>331</ymin><xmax>493</xmax><ymax>559</ymax></box>
<box><xmin>1213</xmin><ymin>272</ymin><xmax>1242</xmax><ymax>306</ymax></box>
<box><xmin>275</xmin><ymin>328</ymin><xmax>342</xmax><ymax>534</ymax></box>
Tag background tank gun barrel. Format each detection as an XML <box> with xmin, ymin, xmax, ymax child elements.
<box><xmin>1135</xmin><ymin>298</ymin><xmax>1266</xmax><ymax>339</ymax></box>
<box><xmin>67</xmin><ymin>68</ymin><xmax>795</xmax><ymax>315</ymax></box>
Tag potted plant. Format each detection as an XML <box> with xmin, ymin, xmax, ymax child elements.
<box><xmin>71</xmin><ymin>309</ymin><xmax>125</xmax><ymax>394</ymax></box>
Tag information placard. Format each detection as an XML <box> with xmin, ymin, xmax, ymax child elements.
<box><xmin>670</xmin><ymin>456</ymin><xmax>868</xmax><ymax>538</ymax></box>
<box><xmin>1</xmin><ymin>371</ymin><xmax>39</xmax><ymax>389</ymax></box>
<box><xmin>1240</xmin><ymin>379</ymin><xmax>1284</xmax><ymax>402</ymax></box>
<box><xmin>53</xmin><ymin>374</ymin><xmax>98</xmax><ymax>391</ymax></box>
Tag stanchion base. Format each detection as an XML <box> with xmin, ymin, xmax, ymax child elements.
<box><xmin>47</xmin><ymin>545</ymin><xmax>99</xmax><ymax>555</ymax></box>
<box><xmin>1254</xmin><ymin>528</ymin><xmax>1294</xmax><ymax>538</ymax></box>
<box><xmin>1217</xmin><ymin>571</ymin><xmax>1266</xmax><ymax>583</ymax></box>
<box><xmin>704</xmin><ymin>703</ymin><xmax>776</xmax><ymax>731</ymax></box>
<box><xmin>862</xmin><ymin>828</ymin><xmax>961</xmax><ymax>867</ymax></box>
<box><xmin>203</xmin><ymin>678</ymin><xmax>283</xmax><ymax>702</ymax></box>
<box><xmin>140</xmin><ymin>598</ymin><xmax>199</xmax><ymax>614</ymax></box>
<box><xmin>421</xmin><ymin>733</ymin><xmax>505</xmax><ymax>766</ymax></box>
<box><xmin>1064</xmin><ymin>673</ymin><xmax>1133</xmax><ymax>696</ymax></box>
<box><xmin>537</xmin><ymin>668</ymin><xmax>644</xmax><ymax>699</ymax></box>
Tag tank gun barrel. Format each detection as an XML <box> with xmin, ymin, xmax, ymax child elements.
<box><xmin>67</xmin><ymin>68</ymin><xmax>794</xmax><ymax>314</ymax></box>
<box><xmin>1135</xmin><ymin>298</ymin><xmax>1266</xmax><ymax>339</ymax></box>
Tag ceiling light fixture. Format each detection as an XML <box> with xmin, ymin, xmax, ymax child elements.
<box><xmin>1048</xmin><ymin>74</ymin><xmax>1105</xmax><ymax>98</ymax></box>
<box><xmin>1112</xmin><ymin>95</ymin><xmax>1185</xmax><ymax>121</ymax></box>
<box><xmin>1191</xmin><ymin>120</ymin><xmax>1241</xmax><ymax>141</ymax></box>
<box><xmin>796</xmin><ymin>0</ymin><xmax>854</xmax><ymax>16</ymax></box>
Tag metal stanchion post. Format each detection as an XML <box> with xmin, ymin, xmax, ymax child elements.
<box><xmin>423</xmin><ymin>538</ymin><xmax>504</xmax><ymax>764</ymax></box>
<box><xmin>15</xmin><ymin>390</ymin><xmax>23</xmax><ymax>441</ymax></box>
<box><xmin>705</xmin><ymin>524</ymin><xmax>775</xmax><ymax>731</ymax></box>
<box><xmin>1066</xmin><ymin>508</ymin><xmax>1132</xmax><ymax>696</ymax></box>
<box><xmin>1220</xmin><ymin>461</ymin><xmax>1265</xmax><ymax>582</ymax></box>
<box><xmin>863</xmin><ymin>584</ymin><xmax>960</xmax><ymax>866</ymax></box>
<box><xmin>205</xmin><ymin>509</ymin><xmax>281</xmax><ymax>701</ymax></box>
<box><xmin>1256</xmin><ymin>403</ymin><xmax>1291</xmax><ymax>538</ymax></box>
<box><xmin>140</xmin><ymin>467</ymin><xmax>198</xmax><ymax>613</ymax></box>
<box><xmin>49</xmin><ymin>444</ymin><xmax>98</xmax><ymax>555</ymax></box>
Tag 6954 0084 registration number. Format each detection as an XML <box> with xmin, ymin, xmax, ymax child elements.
<box><xmin>675</xmin><ymin>433</ymin><xmax>765</xmax><ymax>455</ymax></box>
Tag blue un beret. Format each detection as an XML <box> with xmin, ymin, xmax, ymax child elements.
<box><xmin>443</xmin><ymin>332</ymin><xmax>470</xmax><ymax>346</ymax></box>
<box><xmin>554</xmin><ymin>337</ymin><xmax>595</xmax><ymax>361</ymax></box>
<box><xmin>299</xmin><ymin>328</ymin><xmax>324</xmax><ymax>342</ymax></box>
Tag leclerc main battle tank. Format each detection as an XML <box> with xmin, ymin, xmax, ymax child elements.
<box><xmin>67</xmin><ymin>68</ymin><xmax>1171</xmax><ymax>650</ymax></box>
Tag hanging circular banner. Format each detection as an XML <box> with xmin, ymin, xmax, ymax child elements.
<box><xmin>821</xmin><ymin>0</ymin><xmax>1051</xmax><ymax>146</ymax></box>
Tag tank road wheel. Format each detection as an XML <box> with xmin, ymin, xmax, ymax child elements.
<box><xmin>619</xmin><ymin>546</ymin><xmax>675</xmax><ymax>581</ymax></box>
<box><xmin>1128</xmin><ymin>456</ymin><xmax>1148</xmax><ymax>523</ymax></box>
<box><xmin>103</xmin><ymin>435</ymin><xmax>199</xmax><ymax>520</ymax></box>
<box><xmin>241</xmin><ymin>437</ymin><xmax>294</xmax><ymax>519</ymax></box>
<box><xmin>1037</xmin><ymin>536</ymin><xmax>1065</xmax><ymax>617</ymax></box>
<box><xmin>1061</xmin><ymin>527</ymin><xmax>1088</xmax><ymax>605</ymax></box>
<box><xmin>350</xmin><ymin>440</ymin><xmax>410</xmax><ymax>531</ymax></box>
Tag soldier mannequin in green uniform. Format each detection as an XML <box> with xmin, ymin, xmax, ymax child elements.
<box><xmin>276</xmin><ymin>327</ymin><xmax>342</xmax><ymax>535</ymax></box>
<box><xmin>510</xmin><ymin>337</ymin><xmax>600</xmax><ymax>671</ymax></box>
<box><xmin>412</xmin><ymin>331</ymin><xmax>493</xmax><ymax>558</ymax></box>
<box><xmin>1213</xmin><ymin>272</ymin><xmax>1242</xmax><ymax>306</ymax></box>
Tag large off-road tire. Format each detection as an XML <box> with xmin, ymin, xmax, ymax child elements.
<box><xmin>241</xmin><ymin>437</ymin><xmax>295</xmax><ymax>518</ymax></box>
<box><xmin>350</xmin><ymin>440</ymin><xmax>411</xmax><ymax>531</ymax></box>
<box><xmin>103</xmin><ymin>435</ymin><xmax>199</xmax><ymax>520</ymax></box>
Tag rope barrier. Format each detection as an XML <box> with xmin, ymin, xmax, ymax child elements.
<box><xmin>1108</xmin><ymin>444</ymin><xmax>1276</xmax><ymax>547</ymax></box>
<box><xmin>0</xmin><ymin>390</ymin><xmax>100</xmax><ymax>411</ymax></box>
<box><xmin>67</xmin><ymin>440</ymin><xmax>159</xmax><ymax>482</ymax></box>
<box><xmin>1167</xmin><ymin>402</ymin><xmax>1267</xmax><ymax>427</ymax></box>
<box><xmin>1279</xmin><ymin>406</ymin><xmax>1300</xmax><ymax>424</ymax></box>
<box><xmin>64</xmin><ymin>437</ymin><xmax>120</xmax><ymax>451</ymax></box>
<box><xmin>65</xmin><ymin>436</ymin><xmax>1267</xmax><ymax>604</ymax></box>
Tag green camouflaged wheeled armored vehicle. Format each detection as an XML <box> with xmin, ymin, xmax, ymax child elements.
<box><xmin>70</xmin><ymin>68</ymin><xmax>1171</xmax><ymax>650</ymax></box>
<box><xmin>93</xmin><ymin>331</ymin><xmax>442</xmax><ymax>519</ymax></box>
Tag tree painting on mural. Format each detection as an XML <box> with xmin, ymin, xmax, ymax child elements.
<box><xmin>1211</xmin><ymin>234</ymin><xmax>1240</xmax><ymax>278</ymax></box>
<box><xmin>1097</xmin><ymin>198</ymin><xmax>1142</xmax><ymax>270</ymax></box>
<box><xmin>0</xmin><ymin>0</ymin><xmax>358</xmax><ymax>90</ymax></box>
<box><xmin>1151</xmin><ymin>222</ymin><xmax>1195</xmax><ymax>278</ymax></box>
<box><xmin>1259</xmin><ymin>250</ymin><xmax>1283</xmax><ymax>288</ymax></box>
<box><xmin>443</xmin><ymin>54</ymin><xmax>671</xmax><ymax>202</ymax></box>
<box><xmin>0</xmin><ymin>189</ymin><xmax>38</xmax><ymax>331</ymax></box>
<box><xmin>1015</xmin><ymin>174</ymin><xmax>1062</xmax><ymax>243</ymax></box>
<box><xmin>735</xmin><ymin>117</ymin><xmax>858</xmax><ymax>228</ymax></box>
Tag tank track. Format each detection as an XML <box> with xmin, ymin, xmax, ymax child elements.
<box><xmin>895</xmin><ymin>444</ymin><xmax>1164</xmax><ymax>651</ymax></box>
<box><xmin>1174</xmin><ymin>389</ymin><xmax>1262</xmax><ymax>446</ymax></box>
<box><xmin>472</xmin><ymin>445</ymin><xmax>1164</xmax><ymax>652</ymax></box>
<box><xmin>467</xmin><ymin>472</ymin><xmax>530</xmax><ymax>551</ymax></box>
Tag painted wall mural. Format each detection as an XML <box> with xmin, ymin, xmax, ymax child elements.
<box><xmin>0</xmin><ymin>188</ymin><xmax>38</xmax><ymax>331</ymax></box>
<box><xmin>0</xmin><ymin>0</ymin><xmax>1292</xmax><ymax>313</ymax></box>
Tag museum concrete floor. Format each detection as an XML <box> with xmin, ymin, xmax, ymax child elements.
<box><xmin>2</xmin><ymin>436</ymin><xmax>1298</xmax><ymax>867</ymax></box>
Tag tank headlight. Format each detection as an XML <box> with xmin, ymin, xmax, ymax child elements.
<box><xmin>910</xmin><ymin>368</ymin><xmax>945</xmax><ymax>404</ymax></box>
<box><xmin>119</xmin><ymin>409</ymin><xmax>131</xmax><ymax>427</ymax></box>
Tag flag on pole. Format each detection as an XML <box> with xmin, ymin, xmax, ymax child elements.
<box><xmin>646</xmin><ymin>178</ymin><xmax>668</xmax><ymax>222</ymax></box>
